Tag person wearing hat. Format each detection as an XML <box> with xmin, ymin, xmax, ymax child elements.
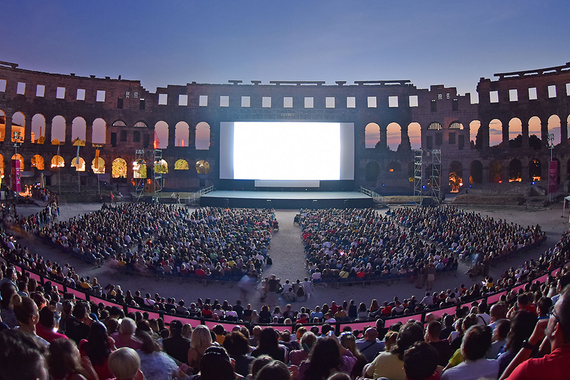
<box><xmin>162</xmin><ymin>319</ymin><xmax>191</xmax><ymax>364</ymax></box>
<box><xmin>194</xmin><ymin>346</ymin><xmax>237</xmax><ymax>380</ymax></box>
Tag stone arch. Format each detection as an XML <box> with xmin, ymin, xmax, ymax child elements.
<box><xmin>11</xmin><ymin>154</ymin><xmax>24</xmax><ymax>170</ymax></box>
<box><xmin>469</xmin><ymin>120</ymin><xmax>480</xmax><ymax>146</ymax></box>
<box><xmin>174</xmin><ymin>159</ymin><xmax>189</xmax><ymax>170</ymax></box>
<box><xmin>408</xmin><ymin>122</ymin><xmax>421</xmax><ymax>149</ymax></box>
<box><xmin>196</xmin><ymin>159</ymin><xmax>210</xmax><ymax>174</ymax></box>
<box><xmin>489</xmin><ymin>119</ymin><xmax>502</xmax><ymax>147</ymax></box>
<box><xmin>509</xmin><ymin>159</ymin><xmax>522</xmax><ymax>182</ymax></box>
<box><xmin>489</xmin><ymin>159</ymin><xmax>503</xmax><ymax>183</ymax></box>
<box><xmin>112</xmin><ymin>158</ymin><xmax>128</xmax><ymax>178</ymax></box>
<box><xmin>508</xmin><ymin>118</ymin><xmax>522</xmax><ymax>147</ymax></box>
<box><xmin>548</xmin><ymin>114</ymin><xmax>561</xmax><ymax>145</ymax></box>
<box><xmin>154</xmin><ymin>158</ymin><xmax>168</xmax><ymax>174</ymax></box>
<box><xmin>0</xmin><ymin>110</ymin><xmax>5</xmax><ymax>141</ymax></box>
<box><xmin>195</xmin><ymin>122</ymin><xmax>210</xmax><ymax>150</ymax></box>
<box><xmin>365</xmin><ymin>123</ymin><xmax>380</xmax><ymax>149</ymax></box>
<box><xmin>449</xmin><ymin>121</ymin><xmax>464</xmax><ymax>130</ymax></box>
<box><xmin>470</xmin><ymin>160</ymin><xmax>483</xmax><ymax>184</ymax></box>
<box><xmin>92</xmin><ymin>157</ymin><xmax>105</xmax><ymax>174</ymax></box>
<box><xmin>31</xmin><ymin>114</ymin><xmax>46</xmax><ymax>144</ymax></box>
<box><xmin>174</xmin><ymin>121</ymin><xmax>190</xmax><ymax>147</ymax></box>
<box><xmin>51</xmin><ymin>115</ymin><xmax>66</xmax><ymax>144</ymax></box>
<box><xmin>50</xmin><ymin>155</ymin><xmax>64</xmax><ymax>169</ymax></box>
<box><xmin>364</xmin><ymin>161</ymin><xmax>380</xmax><ymax>181</ymax></box>
<box><xmin>11</xmin><ymin>111</ymin><xmax>26</xmax><ymax>142</ymax></box>
<box><xmin>31</xmin><ymin>155</ymin><xmax>45</xmax><ymax>170</ymax></box>
<box><xmin>92</xmin><ymin>118</ymin><xmax>106</xmax><ymax>144</ymax></box>
<box><xmin>71</xmin><ymin>157</ymin><xmax>86</xmax><ymax>171</ymax></box>
<box><xmin>154</xmin><ymin>121</ymin><xmax>169</xmax><ymax>149</ymax></box>
<box><xmin>0</xmin><ymin>154</ymin><xmax>4</xmax><ymax>178</ymax></box>
<box><xmin>528</xmin><ymin>116</ymin><xmax>542</xmax><ymax>138</ymax></box>
<box><xmin>449</xmin><ymin>161</ymin><xmax>463</xmax><ymax>193</ymax></box>
<box><xmin>386</xmin><ymin>122</ymin><xmax>401</xmax><ymax>151</ymax></box>
<box><xmin>71</xmin><ymin>117</ymin><xmax>87</xmax><ymax>143</ymax></box>
<box><xmin>112</xmin><ymin>120</ymin><xmax>127</xmax><ymax>127</ymax></box>
<box><xmin>529</xmin><ymin>158</ymin><xmax>542</xmax><ymax>181</ymax></box>
<box><xmin>427</xmin><ymin>122</ymin><xmax>442</xmax><ymax>130</ymax></box>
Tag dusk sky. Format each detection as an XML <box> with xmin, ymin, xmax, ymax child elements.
<box><xmin>1</xmin><ymin>1</ymin><xmax>569</xmax><ymax>96</ymax></box>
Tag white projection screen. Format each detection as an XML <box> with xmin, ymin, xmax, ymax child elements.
<box><xmin>220</xmin><ymin>121</ymin><xmax>354</xmax><ymax>187</ymax></box>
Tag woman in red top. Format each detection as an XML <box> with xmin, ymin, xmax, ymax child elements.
<box><xmin>79</xmin><ymin>322</ymin><xmax>116</xmax><ymax>380</ymax></box>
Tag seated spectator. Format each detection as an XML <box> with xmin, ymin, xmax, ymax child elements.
<box><xmin>486</xmin><ymin>319</ymin><xmax>510</xmax><ymax>359</ymax></box>
<box><xmin>355</xmin><ymin>327</ymin><xmax>385</xmax><ymax>363</ymax></box>
<box><xmin>403</xmin><ymin>342</ymin><xmax>441</xmax><ymax>380</ymax></box>
<box><xmin>37</xmin><ymin>306</ymin><xmax>68</xmax><ymax>343</ymax></box>
<box><xmin>255</xmin><ymin>360</ymin><xmax>291</xmax><ymax>380</ymax></box>
<box><xmin>223</xmin><ymin>331</ymin><xmax>255</xmax><ymax>377</ymax></box>
<box><xmin>48</xmin><ymin>338</ymin><xmax>98</xmax><ymax>380</ymax></box>
<box><xmin>252</xmin><ymin>327</ymin><xmax>286</xmax><ymax>362</ymax></box>
<box><xmin>187</xmin><ymin>325</ymin><xmax>213</xmax><ymax>373</ymax></box>
<box><xmin>289</xmin><ymin>331</ymin><xmax>317</xmax><ymax>366</ymax></box>
<box><xmin>441</xmin><ymin>325</ymin><xmax>498</xmax><ymax>380</ymax></box>
<box><xmin>160</xmin><ymin>320</ymin><xmax>189</xmax><ymax>365</ymax></box>
<box><xmin>425</xmin><ymin>321</ymin><xmax>451</xmax><ymax>367</ymax></box>
<box><xmin>136</xmin><ymin>331</ymin><xmax>182</xmax><ymax>380</ymax></box>
<box><xmin>108</xmin><ymin>347</ymin><xmax>144</xmax><ymax>380</ymax></box>
<box><xmin>111</xmin><ymin>317</ymin><xmax>142</xmax><ymax>350</ymax></box>
<box><xmin>66</xmin><ymin>301</ymin><xmax>92</xmax><ymax>345</ymax></box>
<box><xmin>0</xmin><ymin>329</ymin><xmax>49</xmax><ymax>380</ymax></box>
<box><xmin>198</xmin><ymin>346</ymin><xmax>237</xmax><ymax>380</ymax></box>
<box><xmin>497</xmin><ymin>311</ymin><xmax>537</xmax><ymax>376</ymax></box>
<box><xmin>79</xmin><ymin>322</ymin><xmax>115</xmax><ymax>380</ymax></box>
<box><xmin>297</xmin><ymin>336</ymin><xmax>356</xmax><ymax>380</ymax></box>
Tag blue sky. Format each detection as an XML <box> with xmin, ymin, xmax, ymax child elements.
<box><xmin>1</xmin><ymin>1</ymin><xmax>569</xmax><ymax>95</ymax></box>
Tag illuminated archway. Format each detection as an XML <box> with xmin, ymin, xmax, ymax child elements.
<box><xmin>11</xmin><ymin>112</ymin><xmax>25</xmax><ymax>143</ymax></box>
<box><xmin>469</xmin><ymin>120</ymin><xmax>481</xmax><ymax>146</ymax></box>
<box><xmin>449</xmin><ymin>161</ymin><xmax>463</xmax><ymax>193</ymax></box>
<box><xmin>71</xmin><ymin>157</ymin><xmax>86</xmax><ymax>172</ymax></box>
<box><xmin>92</xmin><ymin>118</ymin><xmax>106</xmax><ymax>144</ymax></box>
<box><xmin>0</xmin><ymin>110</ymin><xmax>5</xmax><ymax>141</ymax></box>
<box><xmin>408</xmin><ymin>122</ymin><xmax>421</xmax><ymax>149</ymax></box>
<box><xmin>112</xmin><ymin>158</ymin><xmax>128</xmax><ymax>178</ymax></box>
<box><xmin>529</xmin><ymin>158</ymin><xmax>542</xmax><ymax>181</ymax></box>
<box><xmin>154</xmin><ymin>159</ymin><xmax>168</xmax><ymax>174</ymax></box>
<box><xmin>133</xmin><ymin>159</ymin><xmax>147</xmax><ymax>178</ymax></box>
<box><xmin>174</xmin><ymin>159</ymin><xmax>189</xmax><ymax>170</ymax></box>
<box><xmin>489</xmin><ymin>119</ymin><xmax>502</xmax><ymax>147</ymax></box>
<box><xmin>51</xmin><ymin>115</ymin><xmax>66</xmax><ymax>144</ymax></box>
<box><xmin>71</xmin><ymin>117</ymin><xmax>87</xmax><ymax>143</ymax></box>
<box><xmin>548</xmin><ymin>115</ymin><xmax>561</xmax><ymax>145</ymax></box>
<box><xmin>50</xmin><ymin>155</ymin><xmax>64</xmax><ymax>169</ymax></box>
<box><xmin>386</xmin><ymin>122</ymin><xmax>401</xmax><ymax>151</ymax></box>
<box><xmin>195</xmin><ymin>159</ymin><xmax>210</xmax><ymax>174</ymax></box>
<box><xmin>365</xmin><ymin>123</ymin><xmax>380</xmax><ymax>149</ymax></box>
<box><xmin>91</xmin><ymin>157</ymin><xmax>105</xmax><ymax>174</ymax></box>
<box><xmin>0</xmin><ymin>154</ymin><xmax>4</xmax><ymax>178</ymax></box>
<box><xmin>31</xmin><ymin>155</ymin><xmax>45</xmax><ymax>170</ymax></box>
<box><xmin>508</xmin><ymin>118</ymin><xmax>522</xmax><ymax>147</ymax></box>
<box><xmin>508</xmin><ymin>159</ymin><xmax>522</xmax><ymax>182</ymax></box>
<box><xmin>154</xmin><ymin>121</ymin><xmax>169</xmax><ymax>149</ymax></box>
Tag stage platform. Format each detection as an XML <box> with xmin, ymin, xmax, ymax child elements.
<box><xmin>200</xmin><ymin>191</ymin><xmax>374</xmax><ymax>209</ymax></box>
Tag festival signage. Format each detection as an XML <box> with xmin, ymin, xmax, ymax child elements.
<box><xmin>11</xmin><ymin>159</ymin><xmax>20</xmax><ymax>192</ymax></box>
<box><xmin>549</xmin><ymin>160</ymin><xmax>558</xmax><ymax>194</ymax></box>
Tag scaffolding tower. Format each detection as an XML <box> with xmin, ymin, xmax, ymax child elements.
<box><xmin>152</xmin><ymin>149</ymin><xmax>164</xmax><ymax>202</ymax></box>
<box><xmin>413</xmin><ymin>149</ymin><xmax>423</xmax><ymax>206</ymax></box>
<box><xmin>133</xmin><ymin>149</ymin><xmax>146</xmax><ymax>201</ymax></box>
<box><xmin>428</xmin><ymin>149</ymin><xmax>442</xmax><ymax>204</ymax></box>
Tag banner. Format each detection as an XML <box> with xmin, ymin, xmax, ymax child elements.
<box><xmin>549</xmin><ymin>160</ymin><xmax>558</xmax><ymax>194</ymax></box>
<box><xmin>11</xmin><ymin>159</ymin><xmax>21</xmax><ymax>192</ymax></box>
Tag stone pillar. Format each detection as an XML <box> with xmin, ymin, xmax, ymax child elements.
<box><xmin>380</xmin><ymin>124</ymin><xmax>388</xmax><ymax>150</ymax></box>
<box><xmin>501</xmin><ymin>119</ymin><xmax>509</xmax><ymax>147</ymax></box>
<box><xmin>522</xmin><ymin>117</ymin><xmax>530</xmax><ymax>148</ymax></box>
<box><xmin>480</xmin><ymin>118</ymin><xmax>490</xmax><ymax>151</ymax></box>
<box><xmin>561</xmin><ymin>119</ymin><xmax>568</xmax><ymax>146</ymax></box>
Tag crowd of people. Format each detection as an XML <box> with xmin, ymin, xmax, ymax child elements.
<box><xmin>1</xmin><ymin>248</ymin><xmax>570</xmax><ymax>380</ymax></box>
<box><xmin>33</xmin><ymin>205</ymin><xmax>276</xmax><ymax>280</ymax></box>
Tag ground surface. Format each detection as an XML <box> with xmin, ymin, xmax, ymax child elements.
<box><xmin>11</xmin><ymin>201</ymin><xmax>570</xmax><ymax>313</ymax></box>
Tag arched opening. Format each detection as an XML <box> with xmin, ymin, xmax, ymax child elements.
<box><xmin>365</xmin><ymin>161</ymin><xmax>380</xmax><ymax>181</ymax></box>
<box><xmin>528</xmin><ymin>116</ymin><xmax>542</xmax><ymax>149</ymax></box>
<box><xmin>195</xmin><ymin>159</ymin><xmax>210</xmax><ymax>174</ymax></box>
<box><xmin>364</xmin><ymin>123</ymin><xmax>380</xmax><ymax>149</ymax></box>
<box><xmin>489</xmin><ymin>160</ymin><xmax>503</xmax><ymax>183</ymax></box>
<box><xmin>469</xmin><ymin>120</ymin><xmax>480</xmax><ymax>147</ymax></box>
<box><xmin>174</xmin><ymin>121</ymin><xmax>190</xmax><ymax>147</ymax></box>
<box><xmin>11</xmin><ymin>154</ymin><xmax>24</xmax><ymax>171</ymax></box>
<box><xmin>50</xmin><ymin>155</ymin><xmax>64</xmax><ymax>169</ymax></box>
<box><xmin>0</xmin><ymin>110</ymin><xmax>5</xmax><ymax>141</ymax></box>
<box><xmin>11</xmin><ymin>112</ymin><xmax>26</xmax><ymax>142</ymax></box>
<box><xmin>548</xmin><ymin>115</ymin><xmax>561</xmax><ymax>146</ymax></box>
<box><xmin>0</xmin><ymin>154</ymin><xmax>4</xmax><ymax>178</ymax></box>
<box><xmin>174</xmin><ymin>159</ymin><xmax>189</xmax><ymax>170</ymax></box>
<box><xmin>449</xmin><ymin>121</ymin><xmax>464</xmax><ymax>130</ymax></box>
<box><xmin>508</xmin><ymin>159</ymin><xmax>522</xmax><ymax>182</ymax></box>
<box><xmin>91</xmin><ymin>157</ymin><xmax>105</xmax><ymax>174</ymax></box>
<box><xmin>92</xmin><ymin>118</ymin><xmax>106</xmax><ymax>144</ymax></box>
<box><xmin>489</xmin><ymin>119</ymin><xmax>502</xmax><ymax>147</ymax></box>
<box><xmin>449</xmin><ymin>161</ymin><xmax>463</xmax><ymax>193</ymax></box>
<box><xmin>529</xmin><ymin>158</ymin><xmax>542</xmax><ymax>181</ymax></box>
<box><xmin>71</xmin><ymin>117</ymin><xmax>87</xmax><ymax>144</ymax></box>
<box><xmin>470</xmin><ymin>161</ymin><xmax>483</xmax><ymax>184</ymax></box>
<box><xmin>154</xmin><ymin>121</ymin><xmax>169</xmax><ymax>149</ymax></box>
<box><xmin>31</xmin><ymin>114</ymin><xmax>46</xmax><ymax>144</ymax></box>
<box><xmin>386</xmin><ymin>122</ymin><xmax>401</xmax><ymax>151</ymax></box>
<box><xmin>31</xmin><ymin>155</ymin><xmax>45</xmax><ymax>170</ymax></box>
<box><xmin>195</xmin><ymin>122</ymin><xmax>210</xmax><ymax>150</ymax></box>
<box><xmin>508</xmin><ymin>118</ymin><xmax>522</xmax><ymax>148</ymax></box>
<box><xmin>51</xmin><ymin>115</ymin><xmax>66</xmax><ymax>144</ymax></box>
<box><xmin>427</xmin><ymin>122</ymin><xmax>442</xmax><ymax>130</ymax></box>
<box><xmin>112</xmin><ymin>158</ymin><xmax>128</xmax><ymax>178</ymax></box>
<box><xmin>154</xmin><ymin>159</ymin><xmax>168</xmax><ymax>174</ymax></box>
<box><xmin>133</xmin><ymin>158</ymin><xmax>147</xmax><ymax>178</ymax></box>
<box><xmin>112</xmin><ymin>120</ymin><xmax>127</xmax><ymax>128</ymax></box>
<box><xmin>408</xmin><ymin>122</ymin><xmax>421</xmax><ymax>149</ymax></box>
<box><xmin>71</xmin><ymin>157</ymin><xmax>86</xmax><ymax>172</ymax></box>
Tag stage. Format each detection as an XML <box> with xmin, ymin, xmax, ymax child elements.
<box><xmin>200</xmin><ymin>191</ymin><xmax>374</xmax><ymax>209</ymax></box>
